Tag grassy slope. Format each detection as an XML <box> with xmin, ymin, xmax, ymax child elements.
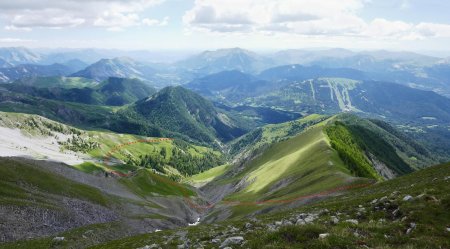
<box><xmin>208</xmin><ymin>114</ymin><xmax>427</xmax><ymax>218</ymax></box>
<box><xmin>184</xmin><ymin>164</ymin><xmax>230</xmax><ymax>187</ymax></box>
<box><xmin>228</xmin><ymin>114</ymin><xmax>329</xmax><ymax>160</ymax></box>
<box><xmin>0</xmin><ymin>158</ymin><xmax>108</xmax><ymax>207</ymax></box>
<box><xmin>224</xmin><ymin>119</ymin><xmax>364</xmax><ymax>203</ymax></box>
<box><xmin>0</xmin><ymin>111</ymin><xmax>223</xmax><ymax>176</ymax></box>
<box><xmin>82</xmin><ymin>162</ymin><xmax>450</xmax><ymax>249</ymax></box>
<box><xmin>120</xmin><ymin>169</ymin><xmax>196</xmax><ymax>197</ymax></box>
<box><xmin>0</xmin><ymin>157</ymin><xmax>198</xmax><ymax>249</ymax></box>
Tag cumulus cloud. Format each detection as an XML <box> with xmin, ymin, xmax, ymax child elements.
<box><xmin>183</xmin><ymin>0</ymin><xmax>450</xmax><ymax>40</ymax></box>
<box><xmin>183</xmin><ymin>0</ymin><xmax>365</xmax><ymax>33</ymax></box>
<box><xmin>0</xmin><ymin>0</ymin><xmax>165</xmax><ymax>30</ymax></box>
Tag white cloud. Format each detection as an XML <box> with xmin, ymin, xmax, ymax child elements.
<box><xmin>416</xmin><ymin>23</ymin><xmax>450</xmax><ymax>37</ymax></box>
<box><xmin>142</xmin><ymin>16</ymin><xmax>169</xmax><ymax>26</ymax></box>
<box><xmin>184</xmin><ymin>0</ymin><xmax>366</xmax><ymax>33</ymax></box>
<box><xmin>0</xmin><ymin>0</ymin><xmax>165</xmax><ymax>30</ymax></box>
<box><xmin>183</xmin><ymin>0</ymin><xmax>450</xmax><ymax>41</ymax></box>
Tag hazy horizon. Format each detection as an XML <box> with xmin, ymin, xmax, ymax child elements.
<box><xmin>2</xmin><ymin>46</ymin><xmax>450</xmax><ymax>59</ymax></box>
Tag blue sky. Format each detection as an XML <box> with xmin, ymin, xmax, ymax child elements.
<box><xmin>0</xmin><ymin>0</ymin><xmax>450</xmax><ymax>53</ymax></box>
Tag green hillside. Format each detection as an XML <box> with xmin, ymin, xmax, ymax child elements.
<box><xmin>13</xmin><ymin>76</ymin><xmax>99</xmax><ymax>89</ymax></box>
<box><xmin>0</xmin><ymin>111</ymin><xmax>224</xmax><ymax>177</ymax></box>
<box><xmin>0</xmin><ymin>157</ymin><xmax>201</xmax><ymax>246</ymax></box>
<box><xmin>128</xmin><ymin>86</ymin><xmax>247</xmax><ymax>143</ymax></box>
<box><xmin>3</xmin><ymin>77</ymin><xmax>156</xmax><ymax>106</ymax></box>
<box><xmin>0</xmin><ymin>85</ymin><xmax>284</xmax><ymax>145</ymax></box>
<box><xmin>222</xmin><ymin>118</ymin><xmax>361</xmax><ymax>204</ymax></box>
<box><xmin>67</xmin><ymin>162</ymin><xmax>450</xmax><ymax>249</ymax></box>
<box><xmin>201</xmin><ymin>114</ymin><xmax>434</xmax><ymax>219</ymax></box>
<box><xmin>0</xmin><ymin>158</ymin><xmax>108</xmax><ymax>207</ymax></box>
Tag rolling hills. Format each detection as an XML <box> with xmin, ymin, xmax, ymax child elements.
<box><xmin>84</xmin><ymin>162</ymin><xmax>450</xmax><ymax>249</ymax></box>
<box><xmin>198</xmin><ymin>114</ymin><xmax>433</xmax><ymax>220</ymax></box>
<box><xmin>0</xmin><ymin>46</ymin><xmax>450</xmax><ymax>249</ymax></box>
<box><xmin>0</xmin><ymin>85</ymin><xmax>256</xmax><ymax>144</ymax></box>
<box><xmin>240</xmin><ymin>78</ymin><xmax>450</xmax><ymax>125</ymax></box>
<box><xmin>0</xmin><ymin>113</ymin><xmax>445</xmax><ymax>248</ymax></box>
<box><xmin>129</xmin><ymin>86</ymin><xmax>247</xmax><ymax>143</ymax></box>
<box><xmin>2</xmin><ymin>77</ymin><xmax>156</xmax><ymax>106</ymax></box>
<box><xmin>0</xmin><ymin>111</ymin><xmax>224</xmax><ymax>177</ymax></box>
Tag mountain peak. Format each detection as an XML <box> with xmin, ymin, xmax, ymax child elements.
<box><xmin>177</xmin><ymin>48</ymin><xmax>274</xmax><ymax>74</ymax></box>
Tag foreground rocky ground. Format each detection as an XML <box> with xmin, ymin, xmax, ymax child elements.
<box><xmin>2</xmin><ymin>162</ymin><xmax>448</xmax><ymax>249</ymax></box>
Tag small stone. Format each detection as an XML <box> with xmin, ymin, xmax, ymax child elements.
<box><xmin>345</xmin><ymin>219</ymin><xmax>359</xmax><ymax>225</ymax></box>
<box><xmin>298</xmin><ymin>213</ymin><xmax>307</xmax><ymax>219</ymax></box>
<box><xmin>403</xmin><ymin>195</ymin><xmax>413</xmax><ymax>201</ymax></box>
<box><xmin>249</xmin><ymin>217</ymin><xmax>259</xmax><ymax>222</ymax></box>
<box><xmin>220</xmin><ymin>236</ymin><xmax>244</xmax><ymax>248</ymax></box>
<box><xmin>319</xmin><ymin>233</ymin><xmax>329</xmax><ymax>239</ymax></box>
<box><xmin>406</xmin><ymin>223</ymin><xmax>416</xmax><ymax>234</ymax></box>
<box><xmin>211</xmin><ymin>238</ymin><xmax>221</xmax><ymax>244</ymax></box>
<box><xmin>331</xmin><ymin>216</ymin><xmax>339</xmax><ymax>224</ymax></box>
<box><xmin>267</xmin><ymin>224</ymin><xmax>277</xmax><ymax>231</ymax></box>
<box><xmin>296</xmin><ymin>219</ymin><xmax>305</xmax><ymax>225</ymax></box>
<box><xmin>416</xmin><ymin>193</ymin><xmax>425</xmax><ymax>198</ymax></box>
<box><xmin>371</xmin><ymin>198</ymin><xmax>378</xmax><ymax>204</ymax></box>
<box><xmin>137</xmin><ymin>244</ymin><xmax>159</xmax><ymax>249</ymax></box>
<box><xmin>446</xmin><ymin>227</ymin><xmax>450</xmax><ymax>232</ymax></box>
<box><xmin>53</xmin><ymin>237</ymin><xmax>65</xmax><ymax>242</ymax></box>
<box><xmin>444</xmin><ymin>176</ymin><xmax>450</xmax><ymax>181</ymax></box>
<box><xmin>244</xmin><ymin>223</ymin><xmax>252</xmax><ymax>229</ymax></box>
<box><xmin>304</xmin><ymin>216</ymin><xmax>314</xmax><ymax>223</ymax></box>
<box><xmin>392</xmin><ymin>208</ymin><xmax>401</xmax><ymax>217</ymax></box>
<box><xmin>275</xmin><ymin>221</ymin><xmax>282</xmax><ymax>226</ymax></box>
<box><xmin>379</xmin><ymin>196</ymin><xmax>388</xmax><ymax>202</ymax></box>
<box><xmin>283</xmin><ymin>221</ymin><xmax>293</xmax><ymax>226</ymax></box>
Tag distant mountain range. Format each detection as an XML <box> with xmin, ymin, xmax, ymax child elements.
<box><xmin>0</xmin><ymin>63</ymin><xmax>75</xmax><ymax>83</ymax></box>
<box><xmin>1</xmin><ymin>46</ymin><xmax>450</xmax><ymax>95</ymax></box>
<box><xmin>186</xmin><ymin>70</ymin><xmax>275</xmax><ymax>102</ymax></box>
<box><xmin>0</xmin><ymin>47</ymin><xmax>41</xmax><ymax>66</ymax></box>
<box><xmin>176</xmin><ymin>48</ymin><xmax>274</xmax><ymax>75</ymax></box>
